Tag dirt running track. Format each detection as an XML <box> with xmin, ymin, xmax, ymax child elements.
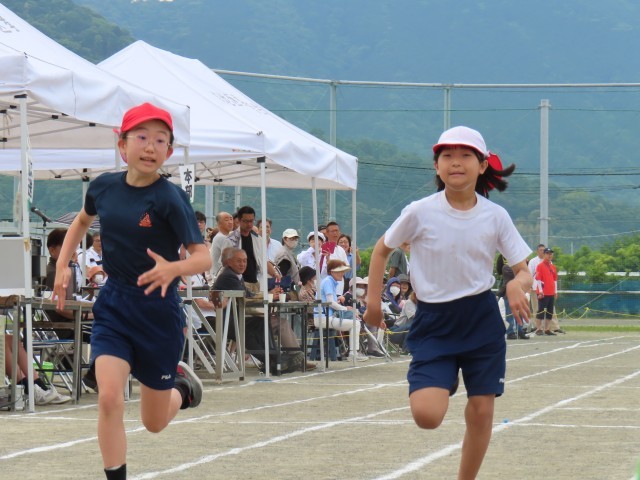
<box><xmin>1</xmin><ymin>331</ymin><xmax>639</xmax><ymax>479</ymax></box>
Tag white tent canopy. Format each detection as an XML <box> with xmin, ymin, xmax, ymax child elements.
<box><xmin>98</xmin><ymin>41</ymin><xmax>357</xmax><ymax>190</ymax></box>
<box><xmin>0</xmin><ymin>6</ymin><xmax>191</xmax><ymax>176</ymax></box>
<box><xmin>99</xmin><ymin>41</ymin><xmax>359</xmax><ymax>374</ymax></box>
<box><xmin>0</xmin><ymin>4</ymin><xmax>191</xmax><ymax>411</ymax></box>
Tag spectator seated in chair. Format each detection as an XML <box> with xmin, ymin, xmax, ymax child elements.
<box><xmin>213</xmin><ymin>247</ymin><xmax>315</xmax><ymax>371</ymax></box>
<box><xmin>318</xmin><ymin>260</ymin><xmax>369</xmax><ymax>361</ymax></box>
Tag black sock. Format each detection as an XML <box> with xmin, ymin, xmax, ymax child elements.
<box><xmin>18</xmin><ymin>378</ymin><xmax>29</xmax><ymax>394</ymax></box>
<box><xmin>34</xmin><ymin>378</ymin><xmax>48</xmax><ymax>391</ymax></box>
<box><xmin>19</xmin><ymin>378</ymin><xmax>49</xmax><ymax>394</ymax></box>
<box><xmin>104</xmin><ymin>464</ymin><xmax>126</xmax><ymax>480</ymax></box>
<box><xmin>173</xmin><ymin>377</ymin><xmax>191</xmax><ymax>409</ymax></box>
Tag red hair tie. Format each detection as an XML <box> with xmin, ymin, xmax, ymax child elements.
<box><xmin>486</xmin><ymin>152</ymin><xmax>503</xmax><ymax>190</ymax></box>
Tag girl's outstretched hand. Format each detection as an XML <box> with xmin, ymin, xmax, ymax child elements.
<box><xmin>53</xmin><ymin>266</ymin><xmax>72</xmax><ymax>310</ymax></box>
<box><xmin>137</xmin><ymin>248</ymin><xmax>179</xmax><ymax>297</ymax></box>
<box><xmin>506</xmin><ymin>281</ymin><xmax>531</xmax><ymax>326</ymax></box>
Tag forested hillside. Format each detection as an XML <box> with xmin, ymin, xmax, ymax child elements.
<box><xmin>1</xmin><ymin>0</ymin><xmax>639</xmax><ymax>253</ymax></box>
<box><xmin>2</xmin><ymin>0</ymin><xmax>133</xmax><ymax>62</ymax></box>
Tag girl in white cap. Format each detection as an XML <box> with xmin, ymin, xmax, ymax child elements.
<box><xmin>364</xmin><ymin>126</ymin><xmax>532</xmax><ymax>479</ymax></box>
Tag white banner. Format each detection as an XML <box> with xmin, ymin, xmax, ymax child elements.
<box><xmin>179</xmin><ymin>165</ymin><xmax>195</xmax><ymax>203</ymax></box>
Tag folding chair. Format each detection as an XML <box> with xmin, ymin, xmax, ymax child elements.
<box><xmin>182</xmin><ymin>291</ymin><xmax>245</xmax><ymax>383</ymax></box>
<box><xmin>360</xmin><ymin>322</ymin><xmax>392</xmax><ymax>361</ymax></box>
<box><xmin>307</xmin><ymin>306</ymin><xmax>342</xmax><ymax>365</ymax></box>
<box><xmin>29</xmin><ymin>308</ymin><xmax>78</xmax><ymax>393</ymax></box>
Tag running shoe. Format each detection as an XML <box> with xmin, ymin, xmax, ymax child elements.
<box><xmin>176</xmin><ymin>361</ymin><xmax>203</xmax><ymax>409</ymax></box>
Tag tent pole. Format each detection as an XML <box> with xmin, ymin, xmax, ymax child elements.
<box><xmin>259</xmin><ymin>157</ymin><xmax>270</xmax><ymax>379</ymax></box>
<box><xmin>234</xmin><ymin>186</ymin><xmax>242</xmax><ymax>210</ymax></box>
<box><xmin>351</xmin><ymin>189</ymin><xmax>357</xmax><ymax>365</ymax></box>
<box><xmin>184</xmin><ymin>146</ymin><xmax>194</xmax><ymax>369</ymax></box>
<box><xmin>311</xmin><ymin>178</ymin><xmax>324</xmax><ymax>370</ymax></box>
<box><xmin>80</xmin><ymin>172</ymin><xmax>90</xmax><ymax>287</ymax></box>
<box><xmin>18</xmin><ymin>94</ymin><xmax>35</xmax><ymax>412</ymax></box>
<box><xmin>205</xmin><ymin>185</ymin><xmax>214</xmax><ymax>229</ymax></box>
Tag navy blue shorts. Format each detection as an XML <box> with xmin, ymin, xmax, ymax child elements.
<box><xmin>90</xmin><ymin>278</ymin><xmax>186</xmax><ymax>390</ymax></box>
<box><xmin>406</xmin><ymin>290</ymin><xmax>506</xmax><ymax>397</ymax></box>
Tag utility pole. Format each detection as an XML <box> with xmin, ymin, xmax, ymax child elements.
<box><xmin>539</xmin><ymin>99</ymin><xmax>551</xmax><ymax>247</ymax></box>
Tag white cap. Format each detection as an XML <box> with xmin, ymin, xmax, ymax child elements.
<box><xmin>355</xmin><ymin>276</ymin><xmax>368</xmax><ymax>285</ymax></box>
<box><xmin>331</xmin><ymin>264</ymin><xmax>351</xmax><ymax>273</ymax></box>
<box><xmin>282</xmin><ymin>228</ymin><xmax>299</xmax><ymax>238</ymax></box>
<box><xmin>432</xmin><ymin>126</ymin><xmax>488</xmax><ymax>157</ymax></box>
<box><xmin>307</xmin><ymin>231</ymin><xmax>326</xmax><ymax>241</ymax></box>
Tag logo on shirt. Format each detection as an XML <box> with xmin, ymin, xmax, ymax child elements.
<box><xmin>139</xmin><ymin>212</ymin><xmax>152</xmax><ymax>228</ymax></box>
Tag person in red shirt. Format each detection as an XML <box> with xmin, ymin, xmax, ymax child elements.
<box><xmin>535</xmin><ymin>248</ymin><xmax>558</xmax><ymax>336</ymax></box>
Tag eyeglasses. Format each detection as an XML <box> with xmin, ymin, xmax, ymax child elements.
<box><xmin>126</xmin><ymin>133</ymin><xmax>171</xmax><ymax>149</ymax></box>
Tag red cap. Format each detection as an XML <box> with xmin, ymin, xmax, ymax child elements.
<box><xmin>120</xmin><ymin>103</ymin><xmax>173</xmax><ymax>133</ymax></box>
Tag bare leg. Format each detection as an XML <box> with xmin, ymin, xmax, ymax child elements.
<box><xmin>409</xmin><ymin>386</ymin><xmax>450</xmax><ymax>430</ymax></box>
<box><xmin>139</xmin><ymin>382</ymin><xmax>182</xmax><ymax>433</ymax></box>
<box><xmin>4</xmin><ymin>334</ymin><xmax>37</xmax><ymax>383</ymax></box>
<box><xmin>458</xmin><ymin>394</ymin><xmax>495</xmax><ymax>480</ymax></box>
<box><xmin>96</xmin><ymin>355</ymin><xmax>130</xmax><ymax>469</ymax></box>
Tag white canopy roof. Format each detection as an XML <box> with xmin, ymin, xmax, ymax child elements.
<box><xmin>0</xmin><ymin>5</ymin><xmax>192</xmax><ymax>410</ymax></box>
<box><xmin>98</xmin><ymin>41</ymin><xmax>357</xmax><ymax>190</ymax></box>
<box><xmin>0</xmin><ymin>5</ymin><xmax>190</xmax><ymax>177</ymax></box>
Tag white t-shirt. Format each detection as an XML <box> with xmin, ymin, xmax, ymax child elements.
<box><xmin>528</xmin><ymin>255</ymin><xmax>543</xmax><ymax>291</ymax></box>
<box><xmin>210</xmin><ymin>232</ymin><xmax>232</xmax><ymax>278</ymax></box>
<box><xmin>384</xmin><ymin>191</ymin><xmax>531</xmax><ymax>303</ymax></box>
<box><xmin>297</xmin><ymin>247</ymin><xmax>317</xmax><ymax>268</ymax></box>
<box><xmin>266</xmin><ymin>238</ymin><xmax>282</xmax><ymax>263</ymax></box>
<box><xmin>78</xmin><ymin>247</ymin><xmax>102</xmax><ymax>270</ymax></box>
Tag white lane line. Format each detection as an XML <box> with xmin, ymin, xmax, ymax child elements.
<box><xmin>369</xmin><ymin>368</ymin><xmax>640</xmax><ymax>480</ymax></box>
<box><xmin>507</xmin><ymin>344</ymin><xmax>640</xmax><ymax>384</ymax></box>
<box><xmin>506</xmin><ymin>422</ymin><xmax>640</xmax><ymax>430</ymax></box>
<box><xmin>130</xmin><ymin>406</ymin><xmax>409</xmax><ymax>480</ymax></box>
<box><xmin>131</xmin><ymin>344</ymin><xmax>640</xmax><ymax>479</ymax></box>
<box><xmin>0</xmin><ymin>336</ymin><xmax>610</xmax><ymax>420</ymax></box>
<box><xmin>0</xmin><ymin>435</ymin><xmax>100</xmax><ymax>460</ymax></box>
<box><xmin>507</xmin><ymin>336</ymin><xmax>628</xmax><ymax>362</ymax></box>
<box><xmin>1</xmin><ymin>338</ymin><xmax>638</xmax><ymax>469</ymax></box>
<box><xmin>560</xmin><ymin>407</ymin><xmax>640</xmax><ymax>411</ymax></box>
<box><xmin>175</xmin><ymin>382</ymin><xmax>394</xmax><ymax>424</ymax></box>
<box><xmin>0</xmin><ymin>382</ymin><xmax>398</xmax><ymax>461</ymax></box>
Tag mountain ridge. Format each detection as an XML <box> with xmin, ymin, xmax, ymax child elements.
<box><xmin>1</xmin><ymin>0</ymin><xmax>638</xmax><ymax>251</ymax></box>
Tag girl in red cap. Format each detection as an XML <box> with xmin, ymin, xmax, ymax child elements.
<box><xmin>53</xmin><ymin>103</ymin><xmax>211</xmax><ymax>480</ymax></box>
<box><xmin>365</xmin><ymin>126</ymin><xmax>532</xmax><ymax>479</ymax></box>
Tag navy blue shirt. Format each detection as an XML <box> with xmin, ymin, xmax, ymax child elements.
<box><xmin>84</xmin><ymin>172</ymin><xmax>203</xmax><ymax>287</ymax></box>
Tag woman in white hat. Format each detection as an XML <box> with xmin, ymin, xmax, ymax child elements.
<box><xmin>318</xmin><ymin>260</ymin><xmax>368</xmax><ymax>361</ymax></box>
